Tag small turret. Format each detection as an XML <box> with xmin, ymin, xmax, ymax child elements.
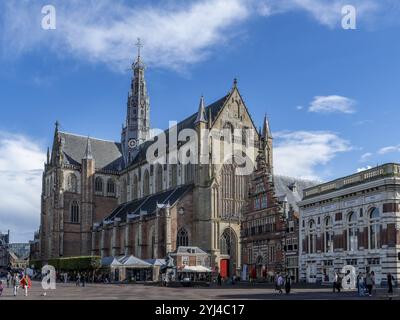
<box><xmin>195</xmin><ymin>96</ymin><xmax>207</xmax><ymax>124</ymax></box>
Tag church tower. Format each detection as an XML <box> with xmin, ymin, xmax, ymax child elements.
<box><xmin>121</xmin><ymin>38</ymin><xmax>151</xmax><ymax>164</ymax></box>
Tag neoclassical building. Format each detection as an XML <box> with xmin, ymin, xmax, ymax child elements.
<box><xmin>299</xmin><ymin>163</ymin><xmax>400</xmax><ymax>285</ymax></box>
<box><xmin>39</xmin><ymin>46</ymin><xmax>269</xmax><ymax>277</ymax></box>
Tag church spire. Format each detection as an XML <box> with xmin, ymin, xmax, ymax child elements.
<box><xmin>195</xmin><ymin>96</ymin><xmax>207</xmax><ymax>124</ymax></box>
<box><xmin>262</xmin><ymin>114</ymin><xmax>272</xmax><ymax>139</ymax></box>
<box><xmin>121</xmin><ymin>38</ymin><xmax>150</xmax><ymax>164</ymax></box>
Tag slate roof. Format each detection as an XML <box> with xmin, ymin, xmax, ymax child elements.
<box><xmin>103</xmin><ymin>184</ymin><xmax>193</xmax><ymax>223</ymax></box>
<box><xmin>59</xmin><ymin>132</ymin><xmax>124</xmax><ymax>171</ymax></box>
<box><xmin>273</xmin><ymin>175</ymin><xmax>319</xmax><ymax>212</ymax></box>
<box><xmin>127</xmin><ymin>94</ymin><xmax>230</xmax><ymax>166</ymax></box>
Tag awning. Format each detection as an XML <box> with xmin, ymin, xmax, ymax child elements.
<box><xmin>118</xmin><ymin>255</ymin><xmax>152</xmax><ymax>268</ymax></box>
<box><xmin>180</xmin><ymin>265</ymin><xmax>212</xmax><ymax>273</ymax></box>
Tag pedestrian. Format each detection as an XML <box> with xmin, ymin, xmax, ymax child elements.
<box><xmin>357</xmin><ymin>272</ymin><xmax>364</xmax><ymax>296</ymax></box>
<box><xmin>0</xmin><ymin>280</ymin><xmax>4</xmax><ymax>296</ymax></box>
<box><xmin>12</xmin><ymin>273</ymin><xmax>20</xmax><ymax>296</ymax></box>
<box><xmin>20</xmin><ymin>274</ymin><xmax>32</xmax><ymax>297</ymax></box>
<box><xmin>82</xmin><ymin>273</ymin><xmax>86</xmax><ymax>287</ymax></box>
<box><xmin>333</xmin><ymin>272</ymin><xmax>338</xmax><ymax>293</ymax></box>
<box><xmin>371</xmin><ymin>271</ymin><xmax>376</xmax><ymax>294</ymax></box>
<box><xmin>365</xmin><ymin>272</ymin><xmax>373</xmax><ymax>296</ymax></box>
<box><xmin>217</xmin><ymin>273</ymin><xmax>222</xmax><ymax>286</ymax></box>
<box><xmin>387</xmin><ymin>273</ymin><xmax>395</xmax><ymax>295</ymax></box>
<box><xmin>6</xmin><ymin>272</ymin><xmax>11</xmax><ymax>288</ymax></box>
<box><xmin>277</xmin><ymin>274</ymin><xmax>284</xmax><ymax>294</ymax></box>
<box><xmin>285</xmin><ymin>274</ymin><xmax>291</xmax><ymax>295</ymax></box>
<box><xmin>76</xmin><ymin>272</ymin><xmax>81</xmax><ymax>287</ymax></box>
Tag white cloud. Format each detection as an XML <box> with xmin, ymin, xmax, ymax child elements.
<box><xmin>360</xmin><ymin>152</ymin><xmax>373</xmax><ymax>162</ymax></box>
<box><xmin>378</xmin><ymin>145</ymin><xmax>400</xmax><ymax>155</ymax></box>
<box><xmin>1</xmin><ymin>0</ymin><xmax>250</xmax><ymax>72</ymax></box>
<box><xmin>308</xmin><ymin>95</ymin><xmax>356</xmax><ymax>114</ymax></box>
<box><xmin>0</xmin><ymin>0</ymin><xmax>394</xmax><ymax>72</ymax></box>
<box><xmin>273</xmin><ymin>130</ymin><xmax>351</xmax><ymax>180</ymax></box>
<box><xmin>0</xmin><ymin>132</ymin><xmax>46</xmax><ymax>243</ymax></box>
<box><xmin>357</xmin><ymin>166</ymin><xmax>372</xmax><ymax>172</ymax></box>
<box><xmin>296</xmin><ymin>105</ymin><xmax>304</xmax><ymax>110</ymax></box>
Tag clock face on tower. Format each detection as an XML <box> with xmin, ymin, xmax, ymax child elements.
<box><xmin>128</xmin><ymin>139</ymin><xmax>138</xmax><ymax>149</ymax></box>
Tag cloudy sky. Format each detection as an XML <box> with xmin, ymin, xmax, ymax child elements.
<box><xmin>0</xmin><ymin>0</ymin><xmax>400</xmax><ymax>242</ymax></box>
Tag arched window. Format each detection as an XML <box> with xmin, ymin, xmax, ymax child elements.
<box><xmin>347</xmin><ymin>212</ymin><xmax>358</xmax><ymax>251</ymax></box>
<box><xmin>107</xmin><ymin>179</ymin><xmax>116</xmax><ymax>195</ymax></box>
<box><xmin>308</xmin><ymin>220</ymin><xmax>316</xmax><ymax>254</ymax></box>
<box><xmin>324</xmin><ymin>217</ymin><xmax>333</xmax><ymax>253</ymax></box>
<box><xmin>70</xmin><ymin>201</ymin><xmax>80</xmax><ymax>223</ymax></box>
<box><xmin>242</xmin><ymin>128</ymin><xmax>248</xmax><ymax>147</ymax></box>
<box><xmin>95</xmin><ymin>177</ymin><xmax>103</xmax><ymax>194</ymax></box>
<box><xmin>143</xmin><ymin>170</ymin><xmax>150</xmax><ymax>196</ymax></box>
<box><xmin>67</xmin><ymin>173</ymin><xmax>77</xmax><ymax>193</ymax></box>
<box><xmin>133</xmin><ymin>175</ymin><xmax>138</xmax><ymax>200</ymax></box>
<box><xmin>220</xmin><ymin>228</ymin><xmax>237</xmax><ymax>256</ymax></box>
<box><xmin>176</xmin><ymin>228</ymin><xmax>189</xmax><ymax>247</ymax></box>
<box><xmin>155</xmin><ymin>165</ymin><xmax>163</xmax><ymax>193</ymax></box>
<box><xmin>369</xmin><ymin>207</ymin><xmax>381</xmax><ymax>249</ymax></box>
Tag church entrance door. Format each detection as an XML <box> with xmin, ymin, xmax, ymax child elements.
<box><xmin>220</xmin><ymin>259</ymin><xmax>230</xmax><ymax>278</ymax></box>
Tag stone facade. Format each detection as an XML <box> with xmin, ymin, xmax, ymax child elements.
<box><xmin>299</xmin><ymin>163</ymin><xmax>400</xmax><ymax>286</ymax></box>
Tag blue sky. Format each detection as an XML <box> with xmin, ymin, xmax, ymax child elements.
<box><xmin>0</xmin><ymin>0</ymin><xmax>400</xmax><ymax>242</ymax></box>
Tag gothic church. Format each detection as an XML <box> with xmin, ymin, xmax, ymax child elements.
<box><xmin>39</xmin><ymin>46</ymin><xmax>274</xmax><ymax>277</ymax></box>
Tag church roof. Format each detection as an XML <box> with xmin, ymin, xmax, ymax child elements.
<box><xmin>103</xmin><ymin>184</ymin><xmax>193</xmax><ymax>223</ymax></box>
<box><xmin>58</xmin><ymin>132</ymin><xmax>124</xmax><ymax>171</ymax></box>
<box><xmin>126</xmin><ymin>94</ymin><xmax>229</xmax><ymax>166</ymax></box>
<box><xmin>273</xmin><ymin>175</ymin><xmax>319</xmax><ymax>212</ymax></box>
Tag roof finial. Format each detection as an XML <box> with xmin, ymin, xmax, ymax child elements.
<box><xmin>84</xmin><ymin>136</ymin><xmax>93</xmax><ymax>160</ymax></box>
<box><xmin>55</xmin><ymin>121</ymin><xmax>59</xmax><ymax>131</ymax></box>
<box><xmin>233</xmin><ymin>78</ymin><xmax>238</xmax><ymax>88</ymax></box>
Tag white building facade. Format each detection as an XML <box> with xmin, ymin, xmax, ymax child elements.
<box><xmin>299</xmin><ymin>163</ymin><xmax>400</xmax><ymax>286</ymax></box>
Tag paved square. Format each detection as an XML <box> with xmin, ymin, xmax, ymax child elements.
<box><xmin>0</xmin><ymin>282</ymin><xmax>396</xmax><ymax>300</ymax></box>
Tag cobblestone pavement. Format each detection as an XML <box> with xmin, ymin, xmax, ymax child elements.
<box><xmin>0</xmin><ymin>282</ymin><xmax>397</xmax><ymax>300</ymax></box>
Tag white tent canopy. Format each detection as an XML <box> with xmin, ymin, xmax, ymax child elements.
<box><xmin>180</xmin><ymin>265</ymin><xmax>212</xmax><ymax>273</ymax></box>
<box><xmin>117</xmin><ymin>255</ymin><xmax>152</xmax><ymax>268</ymax></box>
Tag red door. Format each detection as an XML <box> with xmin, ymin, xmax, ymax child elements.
<box><xmin>220</xmin><ymin>259</ymin><xmax>230</xmax><ymax>278</ymax></box>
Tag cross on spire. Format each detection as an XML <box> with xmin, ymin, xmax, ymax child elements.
<box><xmin>136</xmin><ymin>38</ymin><xmax>143</xmax><ymax>59</ymax></box>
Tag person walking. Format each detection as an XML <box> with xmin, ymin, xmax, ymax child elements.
<box><xmin>365</xmin><ymin>272</ymin><xmax>373</xmax><ymax>296</ymax></box>
<box><xmin>20</xmin><ymin>274</ymin><xmax>32</xmax><ymax>297</ymax></box>
<box><xmin>277</xmin><ymin>274</ymin><xmax>284</xmax><ymax>295</ymax></box>
<box><xmin>6</xmin><ymin>272</ymin><xmax>11</xmax><ymax>288</ymax></box>
<box><xmin>285</xmin><ymin>274</ymin><xmax>291</xmax><ymax>295</ymax></box>
<box><xmin>76</xmin><ymin>272</ymin><xmax>81</xmax><ymax>287</ymax></box>
<box><xmin>0</xmin><ymin>280</ymin><xmax>4</xmax><ymax>296</ymax></box>
<box><xmin>81</xmin><ymin>272</ymin><xmax>86</xmax><ymax>287</ymax></box>
<box><xmin>333</xmin><ymin>272</ymin><xmax>339</xmax><ymax>293</ymax></box>
<box><xmin>357</xmin><ymin>272</ymin><xmax>363</xmax><ymax>296</ymax></box>
<box><xmin>387</xmin><ymin>272</ymin><xmax>395</xmax><ymax>295</ymax></box>
<box><xmin>371</xmin><ymin>271</ymin><xmax>376</xmax><ymax>295</ymax></box>
<box><xmin>217</xmin><ymin>273</ymin><xmax>222</xmax><ymax>286</ymax></box>
<box><xmin>12</xmin><ymin>273</ymin><xmax>20</xmax><ymax>296</ymax></box>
